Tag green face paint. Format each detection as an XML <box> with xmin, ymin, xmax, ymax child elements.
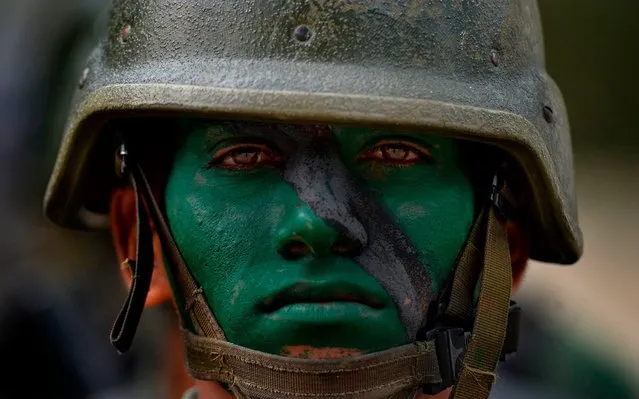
<box><xmin>164</xmin><ymin>123</ymin><xmax>474</xmax><ymax>355</ymax></box>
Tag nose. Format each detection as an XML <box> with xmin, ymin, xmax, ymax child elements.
<box><xmin>276</xmin><ymin>205</ymin><xmax>363</xmax><ymax>260</ymax></box>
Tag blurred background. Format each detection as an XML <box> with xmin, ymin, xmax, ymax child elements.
<box><xmin>0</xmin><ymin>1</ymin><xmax>636</xmax><ymax>398</ymax></box>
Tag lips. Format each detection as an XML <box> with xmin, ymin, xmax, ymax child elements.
<box><xmin>259</xmin><ymin>282</ymin><xmax>386</xmax><ymax>313</ymax></box>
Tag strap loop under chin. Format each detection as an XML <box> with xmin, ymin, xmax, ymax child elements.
<box><xmin>183</xmin><ymin>329</ymin><xmax>439</xmax><ymax>399</ymax></box>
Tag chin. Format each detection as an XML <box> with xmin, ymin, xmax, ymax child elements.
<box><xmin>232</xmin><ymin>310</ymin><xmax>407</xmax><ymax>357</ymax></box>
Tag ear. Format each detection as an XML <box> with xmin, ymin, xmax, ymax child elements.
<box><xmin>506</xmin><ymin>220</ymin><xmax>531</xmax><ymax>293</ymax></box>
<box><xmin>110</xmin><ymin>186</ymin><xmax>173</xmax><ymax>308</ymax></box>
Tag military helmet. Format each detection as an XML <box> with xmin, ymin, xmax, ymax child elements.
<box><xmin>45</xmin><ymin>0</ymin><xmax>582</xmax><ymax>264</ymax></box>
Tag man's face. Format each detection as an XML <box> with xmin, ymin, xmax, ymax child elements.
<box><xmin>164</xmin><ymin>122</ymin><xmax>474</xmax><ymax>356</ymax></box>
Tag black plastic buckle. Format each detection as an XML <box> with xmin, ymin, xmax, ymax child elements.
<box><xmin>500</xmin><ymin>301</ymin><xmax>522</xmax><ymax>361</ymax></box>
<box><xmin>421</xmin><ymin>302</ymin><xmax>522</xmax><ymax>394</ymax></box>
<box><xmin>422</xmin><ymin>327</ymin><xmax>471</xmax><ymax>395</ymax></box>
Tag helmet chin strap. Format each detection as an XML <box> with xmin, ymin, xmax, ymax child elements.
<box><xmin>110</xmin><ymin>142</ymin><xmax>520</xmax><ymax>399</ymax></box>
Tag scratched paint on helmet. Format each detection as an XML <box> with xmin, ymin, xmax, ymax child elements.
<box><xmin>164</xmin><ymin>122</ymin><xmax>474</xmax><ymax>355</ymax></box>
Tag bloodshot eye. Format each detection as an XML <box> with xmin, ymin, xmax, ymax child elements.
<box><xmin>357</xmin><ymin>140</ymin><xmax>434</xmax><ymax>166</ymax></box>
<box><xmin>209</xmin><ymin>143</ymin><xmax>283</xmax><ymax>169</ymax></box>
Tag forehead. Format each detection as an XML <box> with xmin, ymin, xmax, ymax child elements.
<box><xmin>189</xmin><ymin>120</ymin><xmax>452</xmax><ymax>146</ymax></box>
<box><xmin>202</xmin><ymin>122</ymin><xmax>332</xmax><ymax>139</ymax></box>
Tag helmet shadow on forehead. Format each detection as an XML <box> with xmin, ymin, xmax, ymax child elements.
<box><xmin>83</xmin><ymin>117</ymin><xmax>532</xmax><ymax>232</ymax></box>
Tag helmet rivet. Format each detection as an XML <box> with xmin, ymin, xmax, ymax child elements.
<box><xmin>121</xmin><ymin>24</ymin><xmax>131</xmax><ymax>42</ymax></box>
<box><xmin>543</xmin><ymin>106</ymin><xmax>554</xmax><ymax>123</ymax></box>
<box><xmin>490</xmin><ymin>50</ymin><xmax>500</xmax><ymax>67</ymax></box>
<box><xmin>294</xmin><ymin>25</ymin><xmax>312</xmax><ymax>42</ymax></box>
<box><xmin>78</xmin><ymin>67</ymin><xmax>90</xmax><ymax>89</ymax></box>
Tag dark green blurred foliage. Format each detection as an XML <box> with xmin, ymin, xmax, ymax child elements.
<box><xmin>539</xmin><ymin>0</ymin><xmax>639</xmax><ymax>152</ymax></box>
<box><xmin>507</xmin><ymin>307</ymin><xmax>638</xmax><ymax>399</ymax></box>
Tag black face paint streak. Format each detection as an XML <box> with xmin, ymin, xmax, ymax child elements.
<box><xmin>281</xmin><ymin>126</ymin><xmax>436</xmax><ymax>340</ymax></box>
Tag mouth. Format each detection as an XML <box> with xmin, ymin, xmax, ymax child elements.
<box><xmin>259</xmin><ymin>282</ymin><xmax>386</xmax><ymax>313</ymax></box>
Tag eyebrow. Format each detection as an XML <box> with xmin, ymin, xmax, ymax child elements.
<box><xmin>204</xmin><ymin>122</ymin><xmax>340</xmax><ymax>146</ymax></box>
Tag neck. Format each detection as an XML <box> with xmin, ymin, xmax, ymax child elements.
<box><xmin>193</xmin><ymin>381</ymin><xmax>452</xmax><ymax>399</ymax></box>
<box><xmin>193</xmin><ymin>381</ymin><xmax>233</xmax><ymax>399</ymax></box>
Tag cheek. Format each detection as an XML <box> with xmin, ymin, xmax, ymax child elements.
<box><xmin>380</xmin><ymin>181</ymin><xmax>475</xmax><ymax>293</ymax></box>
<box><xmin>165</xmin><ymin>167</ymin><xmax>293</xmax><ymax>299</ymax></box>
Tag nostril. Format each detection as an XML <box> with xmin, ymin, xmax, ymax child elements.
<box><xmin>332</xmin><ymin>236</ymin><xmax>363</xmax><ymax>257</ymax></box>
<box><xmin>278</xmin><ymin>240</ymin><xmax>312</xmax><ymax>261</ymax></box>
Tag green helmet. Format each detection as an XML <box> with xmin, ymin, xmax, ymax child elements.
<box><xmin>44</xmin><ymin>1</ymin><xmax>582</xmax><ymax>398</ymax></box>
<box><xmin>45</xmin><ymin>0</ymin><xmax>581</xmax><ymax>264</ymax></box>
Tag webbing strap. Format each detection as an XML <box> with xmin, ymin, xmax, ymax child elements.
<box><xmin>443</xmin><ymin>208</ymin><xmax>486</xmax><ymax>323</ymax></box>
<box><xmin>450</xmin><ymin>206</ymin><xmax>513</xmax><ymax>399</ymax></box>
<box><xmin>184</xmin><ymin>330</ymin><xmax>439</xmax><ymax>399</ymax></box>
<box><xmin>134</xmin><ymin>162</ymin><xmax>225</xmax><ymax>340</ymax></box>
